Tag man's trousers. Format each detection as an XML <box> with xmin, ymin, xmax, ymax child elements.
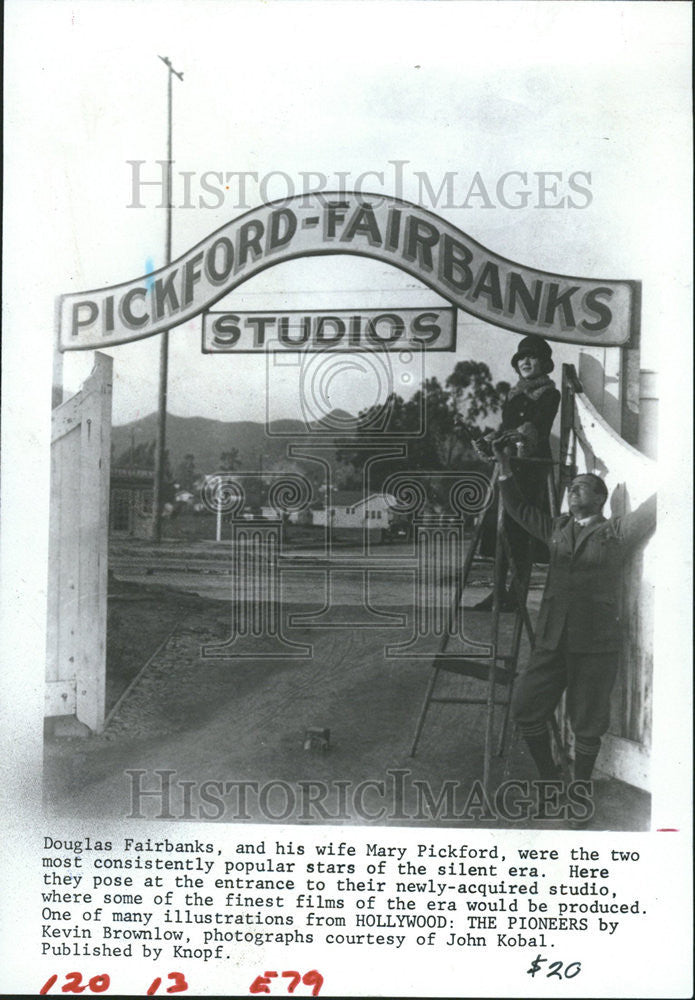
<box><xmin>512</xmin><ymin>640</ymin><xmax>618</xmax><ymax>745</ymax></box>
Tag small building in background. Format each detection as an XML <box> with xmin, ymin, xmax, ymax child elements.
<box><xmin>312</xmin><ymin>490</ymin><xmax>397</xmax><ymax>529</ymax></box>
<box><xmin>109</xmin><ymin>467</ymin><xmax>154</xmax><ymax>538</ymax></box>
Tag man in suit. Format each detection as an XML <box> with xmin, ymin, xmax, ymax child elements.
<box><xmin>492</xmin><ymin>439</ymin><xmax>657</xmax><ymax>785</ymax></box>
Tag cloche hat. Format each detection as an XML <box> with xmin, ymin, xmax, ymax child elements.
<box><xmin>511</xmin><ymin>335</ymin><xmax>554</xmax><ymax>374</ymax></box>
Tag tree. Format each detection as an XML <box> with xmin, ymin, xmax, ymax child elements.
<box><xmin>446</xmin><ymin>360</ymin><xmax>501</xmax><ymax>426</ymax></box>
<box><xmin>406</xmin><ymin>377</ymin><xmax>459</xmax><ymax>469</ymax></box>
<box><xmin>333</xmin><ymin>458</ymin><xmax>362</xmax><ymax>490</ymax></box>
<box><xmin>337</xmin><ymin>361</ymin><xmax>507</xmax><ymax>497</ymax></box>
<box><xmin>219</xmin><ymin>448</ymin><xmax>241</xmax><ymax>472</ymax></box>
<box><xmin>175</xmin><ymin>453</ymin><xmax>196</xmax><ymax>490</ymax></box>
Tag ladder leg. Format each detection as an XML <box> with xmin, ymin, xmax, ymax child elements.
<box><xmin>497</xmin><ymin>674</ymin><xmax>516</xmax><ymax>757</ymax></box>
<box><xmin>458</xmin><ymin>487</ymin><xmax>489</xmax><ymax>588</ymax></box>
<box><xmin>502</xmin><ymin>719</ymin><xmax>520</xmax><ymax>781</ymax></box>
<box><xmin>491</xmin><ymin>514</ymin><xmax>530</xmax><ymax>758</ymax></box>
<box><xmin>448</xmin><ymin>463</ymin><xmax>497</xmax><ymax>628</ymax></box>
<box><xmin>496</xmin><ymin>608</ymin><xmax>524</xmax><ymax>760</ymax></box>
<box><xmin>482</xmin><ymin>655</ymin><xmax>497</xmax><ymax>793</ymax></box>
<box><xmin>500</xmin><ymin>529</ymin><xmax>536</xmax><ymax>645</ymax></box>
<box><xmin>546</xmin><ymin>460</ymin><xmax>559</xmax><ymax>517</ymax></box>
<box><xmin>410</xmin><ymin>663</ymin><xmax>442</xmax><ymax>757</ymax></box>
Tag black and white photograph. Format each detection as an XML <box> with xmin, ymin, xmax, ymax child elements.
<box><xmin>2</xmin><ymin>1</ymin><xmax>692</xmax><ymax>996</ymax></box>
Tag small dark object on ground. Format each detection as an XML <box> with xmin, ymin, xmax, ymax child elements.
<box><xmin>303</xmin><ymin>727</ymin><xmax>330</xmax><ymax>752</ymax></box>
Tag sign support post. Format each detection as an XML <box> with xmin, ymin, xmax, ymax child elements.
<box><xmin>52</xmin><ymin>302</ymin><xmax>64</xmax><ymax>410</ymax></box>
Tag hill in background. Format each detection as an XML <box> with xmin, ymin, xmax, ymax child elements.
<box><xmin>111</xmin><ymin>410</ymin><xmax>356</xmax><ymax>476</ymax></box>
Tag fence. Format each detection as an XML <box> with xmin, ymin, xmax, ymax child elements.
<box><xmin>46</xmin><ymin>353</ymin><xmax>112</xmax><ymax>732</ymax></box>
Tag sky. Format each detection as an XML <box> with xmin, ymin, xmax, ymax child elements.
<box><xmin>4</xmin><ymin>1</ymin><xmax>691</xmax><ymax>428</ymax></box>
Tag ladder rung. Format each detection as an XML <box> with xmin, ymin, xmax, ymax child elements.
<box><xmin>432</xmin><ymin>655</ymin><xmax>516</xmax><ymax>686</ymax></box>
<box><xmin>430</xmin><ymin>697</ymin><xmax>509</xmax><ymax>706</ymax></box>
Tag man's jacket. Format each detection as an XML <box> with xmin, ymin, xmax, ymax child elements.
<box><xmin>500</xmin><ymin>477</ymin><xmax>657</xmax><ymax>653</ymax></box>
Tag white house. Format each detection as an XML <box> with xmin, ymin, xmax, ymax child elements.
<box><xmin>174</xmin><ymin>488</ymin><xmax>196</xmax><ymax>506</ymax></box>
<box><xmin>312</xmin><ymin>490</ymin><xmax>397</xmax><ymax>529</ymax></box>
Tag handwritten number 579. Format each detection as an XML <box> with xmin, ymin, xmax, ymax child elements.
<box><xmin>250</xmin><ymin>969</ymin><xmax>324</xmax><ymax>996</ymax></box>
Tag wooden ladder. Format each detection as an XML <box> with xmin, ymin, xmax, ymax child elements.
<box><xmin>409</xmin><ymin>461</ymin><xmax>568</xmax><ymax>792</ymax></box>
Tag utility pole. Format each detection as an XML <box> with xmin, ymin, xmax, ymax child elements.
<box><xmin>152</xmin><ymin>55</ymin><xmax>184</xmax><ymax>542</ymax></box>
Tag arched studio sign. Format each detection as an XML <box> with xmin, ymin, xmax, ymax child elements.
<box><xmin>59</xmin><ymin>192</ymin><xmax>639</xmax><ymax>351</ymax></box>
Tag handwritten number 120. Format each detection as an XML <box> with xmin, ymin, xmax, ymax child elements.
<box><xmin>40</xmin><ymin>973</ymin><xmax>110</xmax><ymax>994</ymax></box>
<box><xmin>39</xmin><ymin>971</ymin><xmax>188</xmax><ymax>994</ymax></box>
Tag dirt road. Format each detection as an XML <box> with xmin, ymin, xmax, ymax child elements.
<box><xmin>45</xmin><ymin>562</ymin><xmax>649</xmax><ymax>830</ymax></box>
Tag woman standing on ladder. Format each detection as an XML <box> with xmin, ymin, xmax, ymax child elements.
<box><xmin>474</xmin><ymin>335</ymin><xmax>560</xmax><ymax>611</ymax></box>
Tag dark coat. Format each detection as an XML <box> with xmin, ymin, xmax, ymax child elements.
<box><xmin>501</xmin><ymin>477</ymin><xmax>657</xmax><ymax>653</ymax></box>
<box><xmin>501</xmin><ymin>384</ymin><xmax>560</xmax><ymax>456</ymax></box>
<box><xmin>481</xmin><ymin>382</ymin><xmax>561</xmax><ymax>562</ymax></box>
